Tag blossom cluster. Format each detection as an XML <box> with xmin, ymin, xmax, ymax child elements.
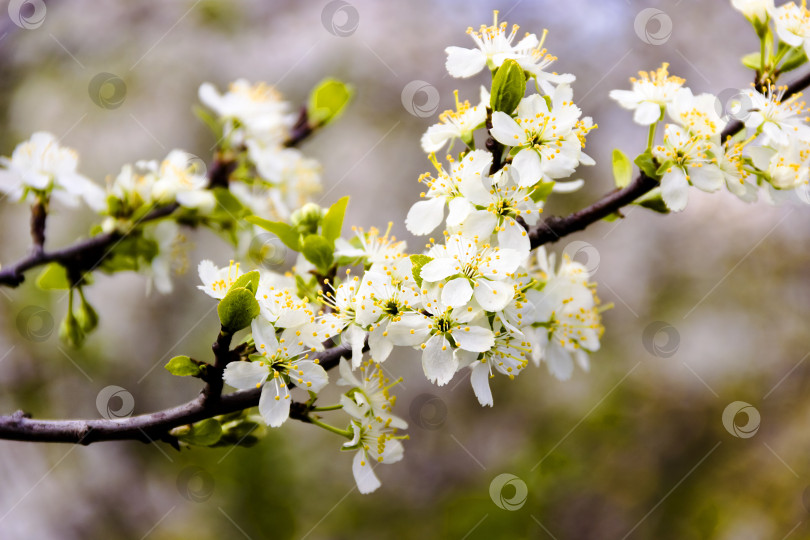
<box><xmin>195</xmin><ymin>12</ymin><xmax>604</xmax><ymax>494</ymax></box>
<box><xmin>608</xmin><ymin>1</ymin><xmax>810</xmax><ymax>211</ymax></box>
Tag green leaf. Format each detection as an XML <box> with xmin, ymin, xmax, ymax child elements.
<box><xmin>174</xmin><ymin>418</ymin><xmax>222</xmax><ymax>446</ymax></box>
<box><xmin>301</xmin><ymin>234</ymin><xmax>334</xmax><ymax>274</ymax></box>
<box><xmin>308</xmin><ymin>78</ymin><xmax>353</xmax><ymax>126</ymax></box>
<box><xmin>634</xmin><ymin>150</ymin><xmax>660</xmax><ymax>180</ymax></box>
<box><xmin>490</xmin><ymin>59</ymin><xmax>526</xmax><ymax>114</ymax></box>
<box><xmin>36</xmin><ymin>263</ymin><xmax>71</xmax><ymax>290</ymax></box>
<box><xmin>409</xmin><ymin>254</ymin><xmax>433</xmax><ymax>289</ymax></box>
<box><xmin>612</xmin><ymin>149</ymin><xmax>632</xmax><ymax>188</ymax></box>
<box><xmin>530</xmin><ymin>182</ymin><xmax>555</xmax><ymax>203</ymax></box>
<box><xmin>213</xmin><ymin>187</ymin><xmax>248</xmax><ymax>218</ymax></box>
<box><xmin>742</xmin><ymin>52</ymin><xmax>761</xmax><ymax>71</ymax></box>
<box><xmin>218</xmin><ymin>287</ymin><xmax>260</xmax><ymax>333</ymax></box>
<box><xmin>231</xmin><ymin>270</ymin><xmax>260</xmax><ymax>294</ymax></box>
<box><xmin>165</xmin><ymin>355</ymin><xmax>204</xmax><ymax>377</ymax></box>
<box><xmin>322</xmin><ymin>196</ymin><xmax>349</xmax><ymax>243</ymax></box>
<box><xmin>780</xmin><ymin>48</ymin><xmax>808</xmax><ymax>73</ymax></box>
<box><xmin>246</xmin><ymin>217</ymin><xmax>301</xmax><ymax>251</ymax></box>
<box><xmin>193</xmin><ymin>105</ymin><xmax>224</xmax><ymax>142</ymax></box>
<box><xmin>634</xmin><ymin>187</ymin><xmax>670</xmax><ymax>214</ymax></box>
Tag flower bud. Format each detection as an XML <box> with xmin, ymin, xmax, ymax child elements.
<box><xmin>291</xmin><ymin>202</ymin><xmax>324</xmax><ymax>235</ymax></box>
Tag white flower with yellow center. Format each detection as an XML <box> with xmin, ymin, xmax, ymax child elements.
<box><xmin>528</xmin><ymin>248</ymin><xmax>602</xmax><ymax>381</ymax></box>
<box><xmin>197</xmin><ymin>259</ymin><xmax>243</xmax><ymax>299</ymax></box>
<box><xmin>222</xmin><ymin>319</ymin><xmax>328</xmax><ymax>428</ymax></box>
<box><xmin>152</xmin><ymin>150</ymin><xmax>215</xmax><ymax>211</ymax></box>
<box><xmin>198</xmin><ymin>79</ymin><xmax>291</xmax><ymax>145</ymax></box>
<box><xmin>405</xmin><ymin>149</ymin><xmax>493</xmax><ymax>235</ymax></box>
<box><xmin>255</xmin><ymin>277</ymin><xmax>317</xmax><ymax>337</ymax></box>
<box><xmin>421</xmin><ymin>87</ymin><xmax>489</xmax><ymax>153</ymax></box>
<box><xmin>387</xmin><ymin>293</ymin><xmax>494</xmax><ymax>386</ymax></box>
<box><xmin>458</xmin><ymin>164</ymin><xmax>542</xmax><ymax>256</ymax></box>
<box><xmin>445</xmin><ymin>11</ymin><xmax>574</xmax><ymax>93</ymax></box>
<box><xmin>356</xmin><ymin>270</ymin><xmax>421</xmax><ymax>362</ymax></box>
<box><xmin>343</xmin><ymin>416</ymin><xmax>406</xmax><ymax>494</ymax></box>
<box><xmin>465</xmin><ymin>327</ymin><xmax>530</xmax><ymax>407</ymax></box>
<box><xmin>744</xmin><ymin>83</ymin><xmax>810</xmax><ymax>146</ymax></box>
<box><xmin>732</xmin><ymin>0</ymin><xmax>773</xmax><ymax>22</ymax></box>
<box><xmin>609</xmin><ymin>63</ymin><xmax>687</xmax><ymax>126</ymax></box>
<box><xmin>335</xmin><ymin>223</ymin><xmax>407</xmax><ymax>267</ymax></box>
<box><xmin>338</xmin><ymin>358</ymin><xmax>408</xmax><ymax>430</ymax></box>
<box><xmin>652</xmin><ymin>125</ymin><xmax>724</xmax><ymax>212</ymax></box>
<box><xmin>667</xmin><ymin>89</ymin><xmax>727</xmax><ymax>139</ymax></box>
<box><xmin>771</xmin><ymin>1</ymin><xmax>810</xmax><ymax>57</ymax></box>
<box><xmin>0</xmin><ymin>132</ymin><xmax>105</xmax><ymax>210</ymax></box>
<box><xmin>420</xmin><ymin>233</ymin><xmax>521</xmax><ymax>311</ymax></box>
<box><xmin>750</xmin><ymin>137</ymin><xmax>810</xmax><ymax>190</ymax></box>
<box><xmin>490</xmin><ymin>85</ymin><xmax>595</xmax><ymax>187</ymax></box>
<box><xmin>718</xmin><ymin>140</ymin><xmax>759</xmax><ymax>202</ymax></box>
<box><xmin>315</xmin><ymin>274</ymin><xmax>368</xmax><ymax>367</ymax></box>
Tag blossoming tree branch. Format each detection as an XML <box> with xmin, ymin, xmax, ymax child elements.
<box><xmin>1</xmin><ymin>2</ymin><xmax>808</xmax><ymax>494</ymax></box>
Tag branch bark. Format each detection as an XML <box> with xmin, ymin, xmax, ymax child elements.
<box><xmin>0</xmin><ymin>341</ymin><xmax>354</xmax><ymax>444</ymax></box>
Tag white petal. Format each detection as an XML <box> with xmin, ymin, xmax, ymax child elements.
<box><xmin>660</xmin><ymin>168</ymin><xmax>689</xmax><ymax>212</ymax></box>
<box><xmin>258</xmin><ymin>379</ymin><xmax>291</xmax><ymax>427</ymax></box>
<box><xmin>222</xmin><ymin>361</ymin><xmax>269</xmax><ymax>390</ymax></box>
<box><xmin>441</xmin><ymin>277</ymin><xmax>473</xmax><ymax>307</ymax></box>
<box><xmin>352</xmin><ymin>450</ymin><xmax>381</xmax><ymax>494</ymax></box>
<box><xmin>633</xmin><ymin>101</ymin><xmax>662</xmax><ymax>125</ymax></box>
<box><xmin>546</xmin><ymin>343</ymin><xmax>574</xmax><ymax>381</ymax></box>
<box><xmin>422</xmin><ymin>334</ymin><xmax>458</xmax><ymax>386</ymax></box>
<box><xmin>387</xmin><ymin>313</ymin><xmax>432</xmax><ymax>346</ymax></box>
<box><xmin>420</xmin><ymin>257</ymin><xmax>459</xmax><ymax>282</ymax></box>
<box><xmin>473</xmin><ymin>279</ymin><xmax>515</xmax><ymax>312</ymax></box>
<box><xmin>451</xmin><ymin>324</ymin><xmax>495</xmax><ymax>352</ymax></box>
<box><xmin>552</xmin><ymin>179</ymin><xmax>585</xmax><ymax>193</ymax></box>
<box><xmin>688</xmin><ymin>165</ymin><xmax>723</xmax><ymax>192</ymax></box>
<box><xmin>291</xmin><ymin>361</ymin><xmax>329</xmax><ymax>392</ymax></box>
<box><xmin>490</xmin><ymin>112</ymin><xmax>525</xmax><ymax>146</ymax></box>
<box><xmin>447</xmin><ymin>197</ymin><xmax>473</xmax><ymax>227</ymax></box>
<box><xmin>405</xmin><ymin>197</ymin><xmax>445</xmax><ymax>235</ymax></box>
<box><xmin>513</xmin><ymin>149</ymin><xmax>544</xmax><ymax>187</ymax></box>
<box><xmin>470</xmin><ymin>361</ymin><xmax>493</xmax><ymax>407</ymax></box>
<box><xmin>445</xmin><ymin>46</ymin><xmax>487</xmax><ymax>78</ymax></box>
<box><xmin>337</xmin><ymin>358</ymin><xmax>361</xmax><ymax>387</ymax></box>
<box><xmin>497</xmin><ymin>220</ymin><xmax>530</xmax><ymax>257</ymax></box>
<box><xmin>368</xmin><ymin>324</ymin><xmax>394</xmax><ymax>362</ymax></box>
<box><xmin>344</xmin><ymin>324</ymin><xmax>367</xmax><ymax>369</ymax></box>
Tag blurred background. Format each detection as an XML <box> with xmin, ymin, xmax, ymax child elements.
<box><xmin>1</xmin><ymin>0</ymin><xmax>809</xmax><ymax>538</ymax></box>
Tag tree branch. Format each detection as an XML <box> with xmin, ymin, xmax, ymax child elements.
<box><xmin>0</xmin><ymin>341</ymin><xmax>355</xmax><ymax>444</ymax></box>
<box><xmin>527</xmin><ymin>69</ymin><xmax>810</xmax><ymax>249</ymax></box>
<box><xmin>0</xmin><ymin>203</ymin><xmax>179</xmax><ymax>288</ymax></box>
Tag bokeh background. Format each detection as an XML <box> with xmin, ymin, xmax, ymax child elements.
<box><xmin>1</xmin><ymin>0</ymin><xmax>809</xmax><ymax>538</ymax></box>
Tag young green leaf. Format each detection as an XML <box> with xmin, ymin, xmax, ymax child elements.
<box><xmin>231</xmin><ymin>270</ymin><xmax>260</xmax><ymax>294</ymax></box>
<box><xmin>218</xmin><ymin>287</ymin><xmax>260</xmax><ymax>333</ymax></box>
<box><xmin>530</xmin><ymin>182</ymin><xmax>555</xmax><ymax>203</ymax></box>
<box><xmin>36</xmin><ymin>263</ymin><xmax>71</xmax><ymax>290</ymax></box>
<box><xmin>165</xmin><ymin>355</ymin><xmax>204</xmax><ymax>377</ymax></box>
<box><xmin>309</xmin><ymin>78</ymin><xmax>353</xmax><ymax>126</ymax></box>
<box><xmin>741</xmin><ymin>52</ymin><xmax>761</xmax><ymax>71</ymax></box>
<box><xmin>174</xmin><ymin>418</ymin><xmax>223</xmax><ymax>446</ymax></box>
<box><xmin>301</xmin><ymin>234</ymin><xmax>335</xmax><ymax>274</ymax></box>
<box><xmin>490</xmin><ymin>58</ymin><xmax>526</xmax><ymax>114</ymax></box>
<box><xmin>779</xmin><ymin>48</ymin><xmax>808</xmax><ymax>73</ymax></box>
<box><xmin>634</xmin><ymin>187</ymin><xmax>670</xmax><ymax>214</ymax></box>
<box><xmin>634</xmin><ymin>150</ymin><xmax>660</xmax><ymax>180</ymax></box>
<box><xmin>322</xmin><ymin>196</ymin><xmax>349</xmax><ymax>243</ymax></box>
<box><xmin>246</xmin><ymin>217</ymin><xmax>301</xmax><ymax>251</ymax></box>
<box><xmin>409</xmin><ymin>254</ymin><xmax>433</xmax><ymax>288</ymax></box>
<box><xmin>612</xmin><ymin>149</ymin><xmax>632</xmax><ymax>188</ymax></box>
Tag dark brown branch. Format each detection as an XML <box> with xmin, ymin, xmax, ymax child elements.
<box><xmin>527</xmin><ymin>69</ymin><xmax>810</xmax><ymax>249</ymax></box>
<box><xmin>0</xmin><ymin>341</ymin><xmax>354</xmax><ymax>444</ymax></box>
<box><xmin>30</xmin><ymin>198</ymin><xmax>47</xmax><ymax>256</ymax></box>
<box><xmin>0</xmin><ymin>203</ymin><xmax>178</xmax><ymax>287</ymax></box>
<box><xmin>284</xmin><ymin>106</ymin><xmax>314</xmax><ymax>148</ymax></box>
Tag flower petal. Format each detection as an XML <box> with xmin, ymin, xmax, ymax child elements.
<box><xmin>222</xmin><ymin>361</ymin><xmax>269</xmax><ymax>390</ymax></box>
<box><xmin>258</xmin><ymin>378</ymin><xmax>291</xmax><ymax>427</ymax></box>
<box><xmin>470</xmin><ymin>361</ymin><xmax>493</xmax><ymax>407</ymax></box>
<box><xmin>405</xmin><ymin>197</ymin><xmax>445</xmax><ymax>236</ymax></box>
<box><xmin>422</xmin><ymin>334</ymin><xmax>458</xmax><ymax>386</ymax></box>
<box><xmin>352</xmin><ymin>449</ymin><xmax>382</xmax><ymax>494</ymax></box>
<box><xmin>441</xmin><ymin>277</ymin><xmax>473</xmax><ymax>307</ymax></box>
